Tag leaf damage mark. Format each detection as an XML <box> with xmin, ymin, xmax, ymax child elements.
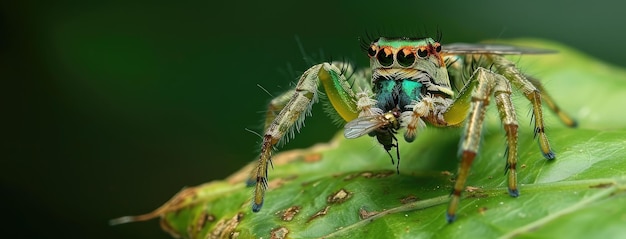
<box><xmin>209</xmin><ymin>212</ymin><xmax>243</xmax><ymax>239</ymax></box>
<box><xmin>304</xmin><ymin>153</ymin><xmax>323</xmax><ymax>162</ymax></box>
<box><xmin>478</xmin><ymin>206</ymin><xmax>488</xmax><ymax>215</ymax></box>
<box><xmin>159</xmin><ymin>218</ymin><xmax>181</xmax><ymax>238</ymax></box>
<box><xmin>342</xmin><ymin>170</ymin><xmax>396</xmax><ymax>181</ymax></box>
<box><xmin>327</xmin><ymin>189</ymin><xmax>352</xmax><ymax>204</ymax></box>
<box><xmin>268</xmin><ymin>174</ymin><xmax>298</xmax><ymax>190</ymax></box>
<box><xmin>465</xmin><ymin>186</ymin><xmax>488</xmax><ymax>198</ymax></box>
<box><xmin>465</xmin><ymin>186</ymin><xmax>482</xmax><ymax>193</ymax></box>
<box><xmin>361</xmin><ymin>170</ymin><xmax>395</xmax><ymax>179</ymax></box>
<box><xmin>190</xmin><ymin>209</ymin><xmax>216</xmax><ymax>234</ymax></box>
<box><xmin>342</xmin><ymin>172</ymin><xmax>360</xmax><ymax>181</ymax></box>
<box><xmin>589</xmin><ymin>182</ymin><xmax>614</xmax><ymax>188</ymax></box>
<box><xmin>358</xmin><ymin>208</ymin><xmax>380</xmax><ymax>220</ymax></box>
<box><xmin>400</xmin><ymin>195</ymin><xmax>419</xmax><ymax>204</ymax></box>
<box><xmin>307</xmin><ymin>206</ymin><xmax>330</xmax><ymax>223</ymax></box>
<box><xmin>277</xmin><ymin>206</ymin><xmax>301</xmax><ymax>221</ymax></box>
<box><xmin>271</xmin><ymin>226</ymin><xmax>289</xmax><ymax>239</ymax></box>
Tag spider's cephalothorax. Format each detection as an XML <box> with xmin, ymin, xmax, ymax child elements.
<box><xmin>369</xmin><ymin>37</ymin><xmax>453</xmax><ymax>108</ymax></box>
<box><xmin>251</xmin><ymin>36</ymin><xmax>577</xmax><ymax>223</ymax></box>
<box><xmin>365</xmin><ymin>37</ymin><xmax>456</xmax><ymax>142</ymax></box>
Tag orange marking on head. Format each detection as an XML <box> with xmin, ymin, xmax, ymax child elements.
<box><xmin>436</xmin><ymin>53</ymin><xmax>445</xmax><ymax>67</ymax></box>
<box><xmin>401</xmin><ymin>48</ymin><xmax>412</xmax><ymax>56</ymax></box>
<box><xmin>382</xmin><ymin>47</ymin><xmax>393</xmax><ymax>56</ymax></box>
<box><xmin>430</xmin><ymin>42</ymin><xmax>445</xmax><ymax>67</ymax></box>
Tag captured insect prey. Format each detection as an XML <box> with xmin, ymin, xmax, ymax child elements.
<box><xmin>250</xmin><ymin>36</ymin><xmax>577</xmax><ymax>223</ymax></box>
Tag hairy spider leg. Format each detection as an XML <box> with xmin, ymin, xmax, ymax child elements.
<box><xmin>526</xmin><ymin>76</ymin><xmax>578</xmax><ymax>127</ymax></box>
<box><xmin>443</xmin><ymin>54</ymin><xmax>575</xmax><ymax>222</ymax></box>
<box><xmin>444</xmin><ymin>66</ymin><xmax>515</xmax><ymax>223</ymax></box>
<box><xmin>252</xmin><ymin>62</ymin><xmax>369</xmax><ymax>212</ymax></box>
<box><xmin>494</xmin><ymin>56</ymin><xmax>556</xmax><ymax>160</ymax></box>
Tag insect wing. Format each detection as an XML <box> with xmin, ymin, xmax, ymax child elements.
<box><xmin>442</xmin><ymin>43</ymin><xmax>557</xmax><ymax>55</ymax></box>
<box><xmin>344</xmin><ymin>115</ymin><xmax>386</xmax><ymax>139</ymax></box>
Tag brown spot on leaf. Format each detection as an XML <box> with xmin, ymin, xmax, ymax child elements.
<box><xmin>307</xmin><ymin>206</ymin><xmax>330</xmax><ymax>223</ymax></box>
<box><xmin>269</xmin><ymin>179</ymin><xmax>286</xmax><ymax>189</ymax></box>
<box><xmin>465</xmin><ymin>186</ymin><xmax>488</xmax><ymax>198</ymax></box>
<box><xmin>343</xmin><ymin>173</ymin><xmax>360</xmax><ymax>181</ymax></box>
<box><xmin>359</xmin><ymin>208</ymin><xmax>379</xmax><ymax>220</ymax></box>
<box><xmin>466</xmin><ymin>192</ymin><xmax>489</xmax><ymax>198</ymax></box>
<box><xmin>441</xmin><ymin>171</ymin><xmax>453</xmax><ymax>176</ymax></box>
<box><xmin>226</xmin><ymin>139</ymin><xmax>338</xmax><ymax>184</ymax></box>
<box><xmin>271</xmin><ymin>227</ymin><xmax>289</xmax><ymax>239</ymax></box>
<box><xmin>169</xmin><ymin>187</ymin><xmax>198</xmax><ymax>209</ymax></box>
<box><xmin>400</xmin><ymin>195</ymin><xmax>419</xmax><ymax>204</ymax></box>
<box><xmin>465</xmin><ymin>186</ymin><xmax>482</xmax><ymax>193</ymax></box>
<box><xmin>194</xmin><ymin>210</ymin><xmax>213</xmax><ymax>233</ymax></box>
<box><xmin>278</xmin><ymin>206</ymin><xmax>301</xmax><ymax>221</ymax></box>
<box><xmin>521</xmin><ymin>164</ymin><xmax>527</xmax><ymax>169</ymax></box>
<box><xmin>159</xmin><ymin>218</ymin><xmax>181</xmax><ymax>238</ymax></box>
<box><xmin>327</xmin><ymin>189</ymin><xmax>352</xmax><ymax>204</ymax></box>
<box><xmin>590</xmin><ymin>183</ymin><xmax>614</xmax><ymax>188</ymax></box>
<box><xmin>478</xmin><ymin>206</ymin><xmax>488</xmax><ymax>215</ymax></box>
<box><xmin>268</xmin><ymin>175</ymin><xmax>298</xmax><ymax>190</ymax></box>
<box><xmin>373</xmin><ymin>170</ymin><xmax>395</xmax><ymax>178</ymax></box>
<box><xmin>361</xmin><ymin>170</ymin><xmax>394</xmax><ymax>179</ymax></box>
<box><xmin>304</xmin><ymin>153</ymin><xmax>322</xmax><ymax>162</ymax></box>
<box><xmin>210</xmin><ymin>212</ymin><xmax>243</xmax><ymax>239</ymax></box>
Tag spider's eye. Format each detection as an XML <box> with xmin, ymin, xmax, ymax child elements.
<box><xmin>417</xmin><ymin>48</ymin><xmax>428</xmax><ymax>58</ymax></box>
<box><xmin>377</xmin><ymin>48</ymin><xmax>394</xmax><ymax>67</ymax></box>
<box><xmin>397</xmin><ymin>49</ymin><xmax>415</xmax><ymax>67</ymax></box>
<box><xmin>435</xmin><ymin>44</ymin><xmax>442</xmax><ymax>53</ymax></box>
<box><xmin>367</xmin><ymin>46</ymin><xmax>377</xmax><ymax>57</ymax></box>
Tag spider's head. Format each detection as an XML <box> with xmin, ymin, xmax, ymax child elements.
<box><xmin>367</xmin><ymin>37</ymin><xmax>453</xmax><ymax>97</ymax></box>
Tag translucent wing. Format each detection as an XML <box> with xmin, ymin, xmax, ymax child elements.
<box><xmin>344</xmin><ymin>115</ymin><xmax>387</xmax><ymax>139</ymax></box>
<box><xmin>442</xmin><ymin>43</ymin><xmax>557</xmax><ymax>55</ymax></box>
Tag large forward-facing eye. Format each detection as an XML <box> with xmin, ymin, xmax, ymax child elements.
<box><xmin>367</xmin><ymin>46</ymin><xmax>377</xmax><ymax>57</ymax></box>
<box><xmin>397</xmin><ymin>49</ymin><xmax>416</xmax><ymax>67</ymax></box>
<box><xmin>377</xmin><ymin>48</ymin><xmax>394</xmax><ymax>67</ymax></box>
<box><xmin>417</xmin><ymin>48</ymin><xmax>428</xmax><ymax>58</ymax></box>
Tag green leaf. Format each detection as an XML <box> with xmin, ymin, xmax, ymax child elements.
<box><xmin>111</xmin><ymin>39</ymin><xmax>626</xmax><ymax>239</ymax></box>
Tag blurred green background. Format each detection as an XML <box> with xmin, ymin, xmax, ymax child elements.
<box><xmin>3</xmin><ymin>0</ymin><xmax>625</xmax><ymax>238</ymax></box>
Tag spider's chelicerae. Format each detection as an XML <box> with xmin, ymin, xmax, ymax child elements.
<box><xmin>251</xmin><ymin>36</ymin><xmax>577</xmax><ymax>222</ymax></box>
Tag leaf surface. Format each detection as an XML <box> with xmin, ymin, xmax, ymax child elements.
<box><xmin>111</xmin><ymin>39</ymin><xmax>626</xmax><ymax>239</ymax></box>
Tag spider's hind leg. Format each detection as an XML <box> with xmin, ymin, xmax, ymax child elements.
<box><xmin>492</xmin><ymin>56</ymin><xmax>557</xmax><ymax>160</ymax></box>
<box><xmin>526</xmin><ymin>76</ymin><xmax>578</xmax><ymax>128</ymax></box>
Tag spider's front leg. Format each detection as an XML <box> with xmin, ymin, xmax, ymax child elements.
<box><xmin>251</xmin><ymin>62</ymin><xmax>371</xmax><ymax>212</ymax></box>
<box><xmin>443</xmin><ymin>67</ymin><xmax>520</xmax><ymax>223</ymax></box>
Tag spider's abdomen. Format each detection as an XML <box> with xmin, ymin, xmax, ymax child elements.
<box><xmin>374</xmin><ymin>79</ymin><xmax>423</xmax><ymax>112</ymax></box>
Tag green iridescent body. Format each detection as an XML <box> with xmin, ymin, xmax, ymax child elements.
<box><xmin>251</xmin><ymin>36</ymin><xmax>577</xmax><ymax>223</ymax></box>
